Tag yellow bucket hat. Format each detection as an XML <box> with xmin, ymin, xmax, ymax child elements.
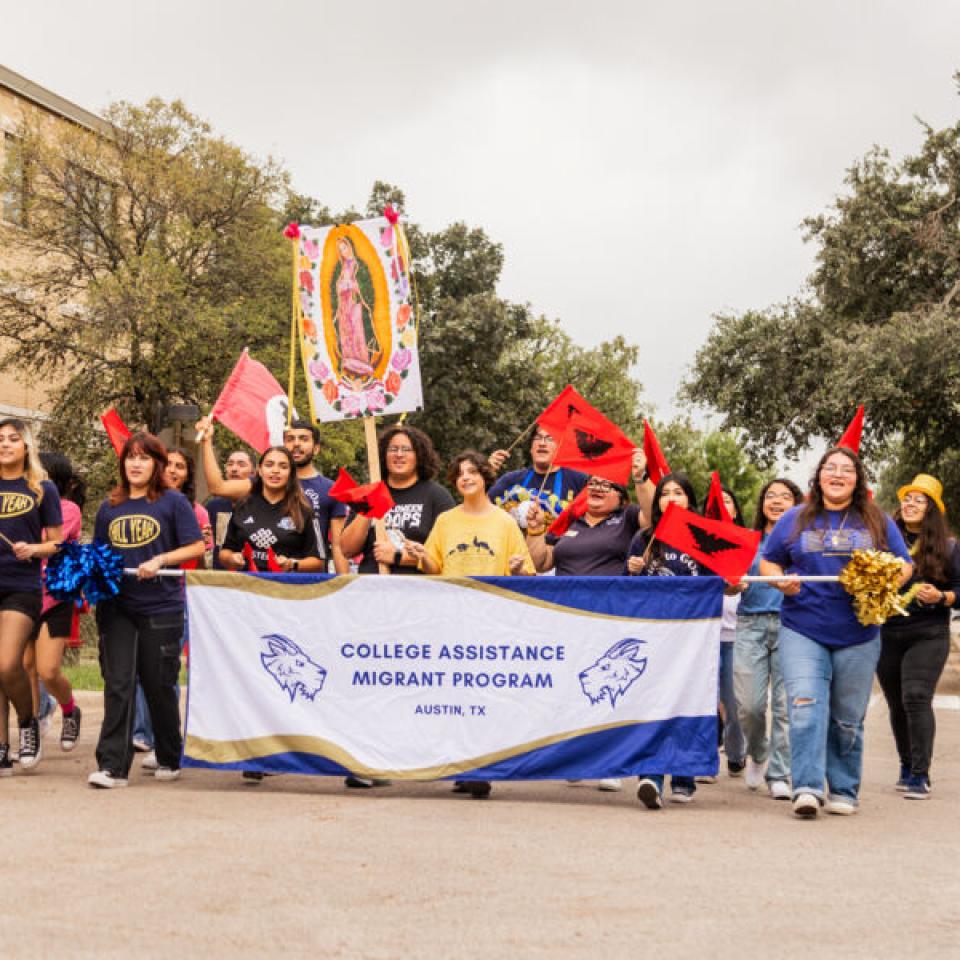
<box><xmin>897</xmin><ymin>474</ymin><xmax>946</xmax><ymax>514</ymax></box>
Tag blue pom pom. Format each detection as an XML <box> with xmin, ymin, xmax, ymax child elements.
<box><xmin>83</xmin><ymin>539</ymin><xmax>124</xmax><ymax>606</ymax></box>
<box><xmin>45</xmin><ymin>540</ymin><xmax>89</xmax><ymax>606</ymax></box>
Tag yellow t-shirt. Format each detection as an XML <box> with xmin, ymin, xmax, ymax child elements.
<box><xmin>424</xmin><ymin>505</ymin><xmax>534</xmax><ymax>576</ymax></box>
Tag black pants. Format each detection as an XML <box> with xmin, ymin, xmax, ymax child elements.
<box><xmin>95</xmin><ymin>603</ymin><xmax>184</xmax><ymax>778</ymax></box>
<box><xmin>877</xmin><ymin>622</ymin><xmax>950</xmax><ymax>778</ymax></box>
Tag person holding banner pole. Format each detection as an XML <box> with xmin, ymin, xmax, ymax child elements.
<box><xmin>205</xmin><ymin>449</ymin><xmax>256</xmax><ymax>570</ymax></box>
<box><xmin>0</xmin><ymin>418</ymin><xmax>62</xmax><ymax>775</ymax></box>
<box><xmin>88</xmin><ymin>433</ymin><xmax>204</xmax><ymax>789</ymax></box>
<box><xmin>734</xmin><ymin>477</ymin><xmax>803</xmax><ymax>800</ymax></box>
<box><xmin>625</xmin><ymin>472</ymin><xmax>705</xmax><ymax>808</ymax></box>
<box><xmin>759</xmin><ymin>446</ymin><xmax>911</xmax><ymax>819</ymax></box>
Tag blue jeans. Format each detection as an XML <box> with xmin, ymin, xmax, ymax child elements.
<box><xmin>734</xmin><ymin>613</ymin><xmax>790</xmax><ymax>782</ymax></box>
<box><xmin>778</xmin><ymin>626</ymin><xmax>880</xmax><ymax>804</ymax></box>
<box><xmin>133</xmin><ymin>683</ymin><xmax>155</xmax><ymax>748</ymax></box>
<box><xmin>719</xmin><ymin>642</ymin><xmax>745</xmax><ymax>764</ymax></box>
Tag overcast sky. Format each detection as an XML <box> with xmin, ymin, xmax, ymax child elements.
<box><xmin>3</xmin><ymin>1</ymin><xmax>959</xmax><ymax>427</ymax></box>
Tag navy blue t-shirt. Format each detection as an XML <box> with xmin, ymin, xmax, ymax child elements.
<box><xmin>0</xmin><ymin>479</ymin><xmax>62</xmax><ymax>593</ymax></box>
<box><xmin>94</xmin><ymin>490</ymin><xmax>203</xmax><ymax>615</ymax></box>
<box><xmin>762</xmin><ymin>505</ymin><xmax>910</xmax><ymax>648</ymax></box>
<box><xmin>300</xmin><ymin>474</ymin><xmax>347</xmax><ymax>559</ymax></box>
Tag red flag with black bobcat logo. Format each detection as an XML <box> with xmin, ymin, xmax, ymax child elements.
<box><xmin>654</xmin><ymin>503</ymin><xmax>760</xmax><ymax>584</ymax></box>
<box><xmin>329</xmin><ymin>468</ymin><xmax>395</xmax><ymax>520</ymax></box>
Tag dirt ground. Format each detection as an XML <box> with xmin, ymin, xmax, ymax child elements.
<box><xmin>6</xmin><ymin>692</ymin><xmax>960</xmax><ymax>960</ymax></box>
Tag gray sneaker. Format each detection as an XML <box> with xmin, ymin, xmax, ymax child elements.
<box><xmin>61</xmin><ymin>706</ymin><xmax>82</xmax><ymax>752</ymax></box>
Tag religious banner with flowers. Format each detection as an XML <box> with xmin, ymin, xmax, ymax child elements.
<box><xmin>295</xmin><ymin>217</ymin><xmax>423</xmax><ymax>421</ymax></box>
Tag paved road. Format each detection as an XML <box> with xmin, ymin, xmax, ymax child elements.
<box><xmin>6</xmin><ymin>693</ymin><xmax>959</xmax><ymax>959</ymax></box>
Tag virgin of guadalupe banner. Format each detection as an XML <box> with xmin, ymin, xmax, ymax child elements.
<box><xmin>296</xmin><ymin>219</ymin><xmax>423</xmax><ymax>421</ymax></box>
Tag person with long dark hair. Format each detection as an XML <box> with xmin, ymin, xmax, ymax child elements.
<box><xmin>876</xmin><ymin>474</ymin><xmax>960</xmax><ymax>800</ymax></box>
<box><xmin>24</xmin><ymin>452</ymin><xmax>84</xmax><ymax>753</ymax></box>
<box><xmin>760</xmin><ymin>446</ymin><xmax>911</xmax><ymax>818</ymax></box>
<box><xmin>88</xmin><ymin>432</ymin><xmax>204</xmax><ymax>789</ymax></box>
<box><xmin>219</xmin><ymin>447</ymin><xmax>324</xmax><ymax>574</ymax></box>
<box><xmin>625</xmin><ymin>471</ymin><xmax>703</xmax><ymax>808</ymax></box>
<box><xmin>0</xmin><ymin>419</ymin><xmax>62</xmax><ymax>775</ymax></box>
<box><xmin>734</xmin><ymin>477</ymin><xmax>803</xmax><ymax>800</ymax></box>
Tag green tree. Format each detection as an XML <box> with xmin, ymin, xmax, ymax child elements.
<box><xmin>655</xmin><ymin>417</ymin><xmax>770</xmax><ymax>524</ymax></box>
<box><xmin>0</xmin><ymin>97</ymin><xmax>290</xmax><ymax>482</ymax></box>
<box><xmin>682</xmin><ymin>74</ymin><xmax>960</xmax><ymax>513</ymax></box>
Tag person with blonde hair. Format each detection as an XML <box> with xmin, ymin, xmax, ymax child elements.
<box><xmin>0</xmin><ymin>418</ymin><xmax>62</xmax><ymax>775</ymax></box>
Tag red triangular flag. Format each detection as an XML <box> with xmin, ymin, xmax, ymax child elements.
<box><xmin>654</xmin><ymin>503</ymin><xmax>761</xmax><ymax>584</ymax></box>
<box><xmin>703</xmin><ymin>472</ymin><xmax>732</xmax><ymax>524</ymax></box>
<box><xmin>547</xmin><ymin>487</ymin><xmax>591</xmax><ymax>536</ymax></box>
<box><xmin>642</xmin><ymin>419</ymin><xmax>671</xmax><ymax>486</ymax></box>
<box><xmin>100</xmin><ymin>408</ymin><xmax>131</xmax><ymax>457</ymax></box>
<box><xmin>328</xmin><ymin>468</ymin><xmax>395</xmax><ymax>520</ymax></box>
<box><xmin>211</xmin><ymin>349</ymin><xmax>294</xmax><ymax>454</ymax></box>
<box><xmin>242</xmin><ymin>542</ymin><xmax>256</xmax><ymax>571</ymax></box>
<box><xmin>551</xmin><ymin>411</ymin><xmax>635</xmax><ymax>484</ymax></box>
<box><xmin>265</xmin><ymin>546</ymin><xmax>283</xmax><ymax>573</ymax></box>
<box><xmin>837</xmin><ymin>405</ymin><xmax>864</xmax><ymax>454</ymax></box>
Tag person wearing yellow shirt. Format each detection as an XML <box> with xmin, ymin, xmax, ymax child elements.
<box><xmin>408</xmin><ymin>451</ymin><xmax>534</xmax><ymax>578</ymax></box>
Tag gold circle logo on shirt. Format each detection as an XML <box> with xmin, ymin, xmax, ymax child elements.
<box><xmin>109</xmin><ymin>515</ymin><xmax>161</xmax><ymax>549</ymax></box>
<box><xmin>0</xmin><ymin>492</ymin><xmax>35</xmax><ymax>517</ymax></box>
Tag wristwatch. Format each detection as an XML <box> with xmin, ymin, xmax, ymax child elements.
<box><xmin>394</xmin><ymin>549</ymin><xmax>403</xmax><ymax>566</ymax></box>
<box><xmin>291</xmin><ymin>559</ymin><xmax>299</xmax><ymax>572</ymax></box>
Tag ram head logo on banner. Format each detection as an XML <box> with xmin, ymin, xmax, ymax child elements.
<box><xmin>296</xmin><ymin>218</ymin><xmax>423</xmax><ymax>421</ymax></box>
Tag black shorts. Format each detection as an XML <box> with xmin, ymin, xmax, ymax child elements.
<box><xmin>37</xmin><ymin>601</ymin><xmax>73</xmax><ymax>637</ymax></box>
<box><xmin>0</xmin><ymin>590</ymin><xmax>42</xmax><ymax>621</ymax></box>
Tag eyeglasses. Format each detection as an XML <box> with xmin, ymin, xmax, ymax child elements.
<box><xmin>587</xmin><ymin>480</ymin><xmax>615</xmax><ymax>493</ymax></box>
<box><xmin>821</xmin><ymin>465</ymin><xmax>856</xmax><ymax>476</ymax></box>
<box><xmin>532</xmin><ymin>432</ymin><xmax>555</xmax><ymax>444</ymax></box>
<box><xmin>386</xmin><ymin>446</ymin><xmax>414</xmax><ymax>455</ymax></box>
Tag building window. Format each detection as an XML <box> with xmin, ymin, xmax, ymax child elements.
<box><xmin>3</xmin><ymin>132</ymin><xmax>27</xmax><ymax>227</ymax></box>
<box><xmin>64</xmin><ymin>161</ymin><xmax>115</xmax><ymax>253</ymax></box>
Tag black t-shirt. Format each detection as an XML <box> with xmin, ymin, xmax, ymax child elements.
<box><xmin>222</xmin><ymin>492</ymin><xmax>321</xmax><ymax>571</ymax></box>
<box><xmin>546</xmin><ymin>504</ymin><xmax>642</xmax><ymax>576</ymax></box>
<box><xmin>348</xmin><ymin>479</ymin><xmax>455</xmax><ymax>574</ymax></box>
<box><xmin>205</xmin><ymin>495</ymin><xmax>235</xmax><ymax>571</ymax></box>
<box><xmin>94</xmin><ymin>490</ymin><xmax>202</xmax><ymax>614</ymax></box>
<box><xmin>0</xmin><ymin>478</ymin><xmax>62</xmax><ymax>593</ymax></box>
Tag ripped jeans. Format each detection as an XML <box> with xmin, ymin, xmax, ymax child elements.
<box><xmin>778</xmin><ymin>626</ymin><xmax>880</xmax><ymax>804</ymax></box>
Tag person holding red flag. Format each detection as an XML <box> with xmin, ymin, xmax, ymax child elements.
<box><xmin>625</xmin><ymin>471</ymin><xmax>705</xmax><ymax>807</ymax></box>
<box><xmin>340</xmin><ymin>426</ymin><xmax>454</xmax><ymax>576</ymax></box>
<box><xmin>219</xmin><ymin>447</ymin><xmax>324</xmax><ymax>575</ymax></box>
<box><xmin>759</xmin><ymin>447</ymin><xmax>911</xmax><ymax>819</ymax></box>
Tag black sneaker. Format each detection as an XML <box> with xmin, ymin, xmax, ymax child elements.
<box><xmin>467</xmin><ymin>780</ymin><xmax>492</xmax><ymax>799</ymax></box>
<box><xmin>18</xmin><ymin>717</ymin><xmax>41</xmax><ymax>770</ymax></box>
<box><xmin>242</xmin><ymin>771</ymin><xmax>265</xmax><ymax>785</ymax></box>
<box><xmin>61</xmin><ymin>706</ymin><xmax>82</xmax><ymax>752</ymax></box>
<box><xmin>895</xmin><ymin>763</ymin><xmax>910</xmax><ymax>791</ymax></box>
<box><xmin>0</xmin><ymin>742</ymin><xmax>11</xmax><ymax>778</ymax></box>
<box><xmin>451</xmin><ymin>780</ymin><xmax>470</xmax><ymax>793</ymax></box>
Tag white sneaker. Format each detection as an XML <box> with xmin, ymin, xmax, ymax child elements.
<box><xmin>745</xmin><ymin>757</ymin><xmax>767</xmax><ymax>791</ymax></box>
<box><xmin>141</xmin><ymin>751</ymin><xmax>159</xmax><ymax>771</ymax></box>
<box><xmin>154</xmin><ymin>767</ymin><xmax>181</xmax><ymax>782</ymax></box>
<box><xmin>768</xmin><ymin>780</ymin><xmax>791</xmax><ymax>800</ymax></box>
<box><xmin>598</xmin><ymin>778</ymin><xmax>622</xmax><ymax>792</ymax></box>
<box><xmin>825</xmin><ymin>797</ymin><xmax>858</xmax><ymax>816</ymax></box>
<box><xmin>792</xmin><ymin>792</ymin><xmax>819</xmax><ymax>819</ymax></box>
<box><xmin>88</xmin><ymin>770</ymin><xmax>128</xmax><ymax>789</ymax></box>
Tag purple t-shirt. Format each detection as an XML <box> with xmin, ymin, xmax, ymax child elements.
<box><xmin>0</xmin><ymin>478</ymin><xmax>62</xmax><ymax>593</ymax></box>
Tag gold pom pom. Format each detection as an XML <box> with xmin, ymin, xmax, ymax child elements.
<box><xmin>838</xmin><ymin>549</ymin><xmax>909</xmax><ymax>626</ymax></box>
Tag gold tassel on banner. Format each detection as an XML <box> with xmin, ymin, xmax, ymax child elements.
<box><xmin>838</xmin><ymin>549</ymin><xmax>910</xmax><ymax>626</ymax></box>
